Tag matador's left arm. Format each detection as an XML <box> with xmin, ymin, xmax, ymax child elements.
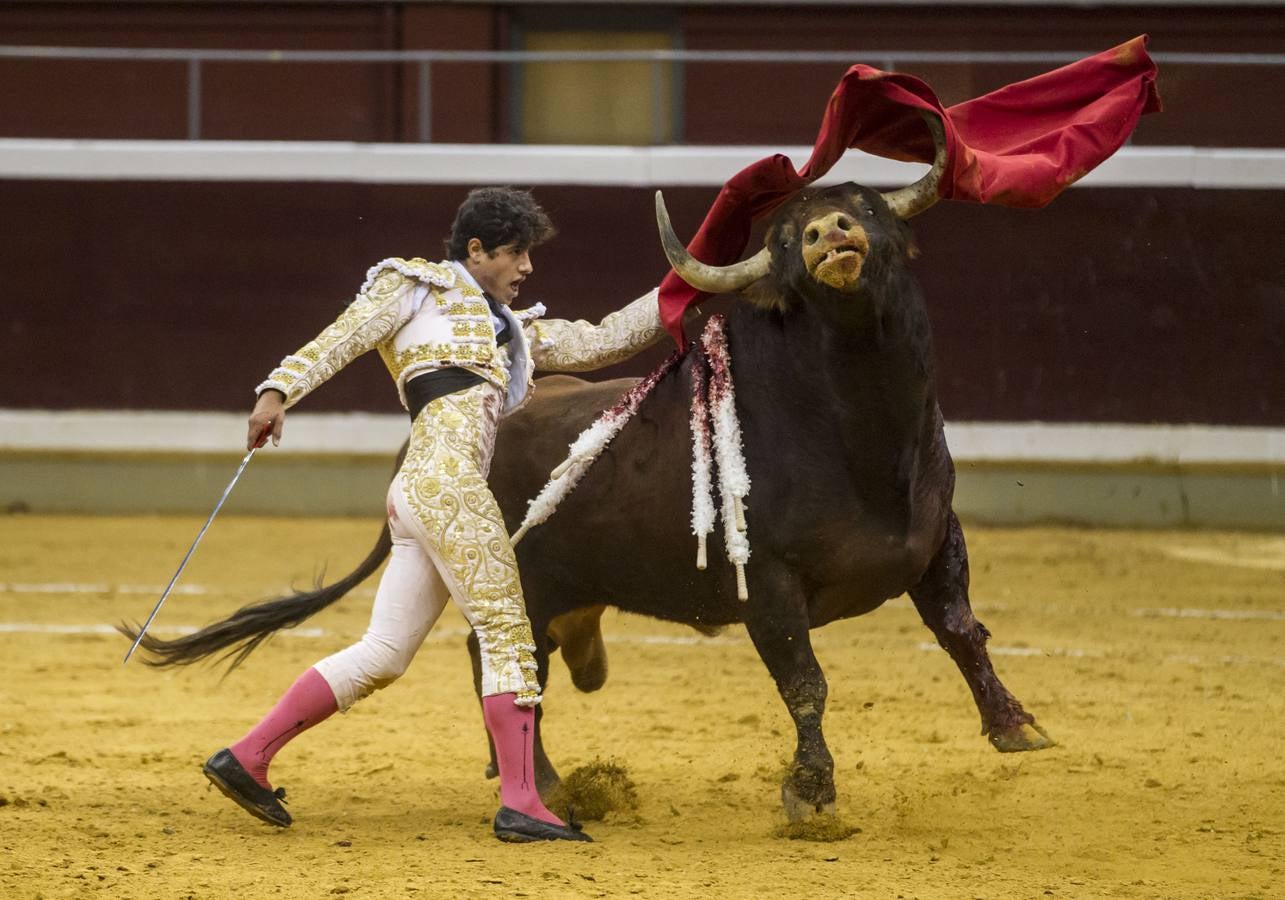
<box><xmin>527</xmin><ymin>287</ymin><xmax>666</xmax><ymax>372</ymax></box>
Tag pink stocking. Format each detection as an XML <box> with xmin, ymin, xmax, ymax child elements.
<box><xmin>229</xmin><ymin>667</ymin><xmax>338</xmax><ymax>789</ymax></box>
<box><xmin>482</xmin><ymin>693</ymin><xmax>563</xmax><ymax>826</ymax></box>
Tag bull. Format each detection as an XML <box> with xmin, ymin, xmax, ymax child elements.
<box><xmin>131</xmin><ymin>116</ymin><xmax>1053</xmax><ymax>821</ymax></box>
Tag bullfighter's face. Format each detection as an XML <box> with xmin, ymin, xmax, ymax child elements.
<box><xmin>466</xmin><ymin>238</ymin><xmax>534</xmax><ymax>305</ymax></box>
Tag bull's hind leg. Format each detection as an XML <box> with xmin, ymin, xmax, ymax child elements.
<box><xmin>909</xmin><ymin>512</ymin><xmax>1054</xmax><ymax>752</ymax></box>
<box><xmin>744</xmin><ymin>572</ymin><xmax>836</xmax><ymax>821</ymax></box>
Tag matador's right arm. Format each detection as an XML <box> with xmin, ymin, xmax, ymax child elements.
<box><xmin>526</xmin><ymin>287</ymin><xmax>666</xmax><ymax>373</ymax></box>
<box><xmin>255</xmin><ymin>266</ymin><xmax>428</xmax><ymax>408</ymax></box>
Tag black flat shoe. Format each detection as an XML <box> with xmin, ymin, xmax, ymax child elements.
<box><xmin>493</xmin><ymin>806</ymin><xmax>593</xmax><ymax>843</ymax></box>
<box><xmin>202</xmin><ymin>748</ymin><xmax>292</xmax><ymax>828</ymax></box>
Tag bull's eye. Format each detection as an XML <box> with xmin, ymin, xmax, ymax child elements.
<box><xmin>837</xmin><ymin>216</ymin><xmax>852</xmax><ymax>231</ymax></box>
<box><xmin>864</xmin><ymin>205</ymin><xmax>875</xmax><ymax>216</ymax></box>
<box><xmin>805</xmin><ymin>228</ymin><xmax>819</xmax><ymax>245</ymax></box>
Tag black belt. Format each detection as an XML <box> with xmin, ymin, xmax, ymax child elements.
<box><xmin>405</xmin><ymin>299</ymin><xmax>513</xmax><ymax>420</ymax></box>
<box><xmin>405</xmin><ymin>368</ymin><xmax>488</xmax><ymax>420</ymax></box>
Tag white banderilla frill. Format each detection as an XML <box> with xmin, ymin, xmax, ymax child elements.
<box><xmin>510</xmin><ymin>315</ymin><xmax>752</xmax><ymax>601</ymax></box>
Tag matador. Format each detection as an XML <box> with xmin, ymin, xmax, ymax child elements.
<box><xmin>201</xmin><ymin>187</ymin><xmax>664</xmax><ymax>843</ymax></box>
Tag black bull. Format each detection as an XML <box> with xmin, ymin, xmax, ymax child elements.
<box><xmin>127</xmin><ymin>181</ymin><xmax>1053</xmax><ymax>821</ymax></box>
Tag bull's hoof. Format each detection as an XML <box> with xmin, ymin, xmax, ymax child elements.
<box><xmin>781</xmin><ymin>782</ymin><xmax>837</xmax><ymax>823</ymax></box>
<box><xmin>989</xmin><ymin>721</ymin><xmax>1055</xmax><ymax>753</ymax></box>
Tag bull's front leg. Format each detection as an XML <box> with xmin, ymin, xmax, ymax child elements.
<box><xmin>908</xmin><ymin>512</ymin><xmax>1054</xmax><ymax>752</ymax></box>
<box><xmin>468</xmin><ymin>630</ymin><xmax>562</xmax><ymax>794</ymax></box>
<box><xmin>744</xmin><ymin>569</ymin><xmax>836</xmax><ymax>822</ymax></box>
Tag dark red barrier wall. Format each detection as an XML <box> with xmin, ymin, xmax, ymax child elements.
<box><xmin>1</xmin><ymin>180</ymin><xmax>1280</xmax><ymax>425</ymax></box>
<box><xmin>2</xmin><ymin>2</ymin><xmax>1284</xmax><ymax>147</ymax></box>
<box><xmin>0</xmin><ymin>2</ymin><xmax>503</xmax><ymax>142</ymax></box>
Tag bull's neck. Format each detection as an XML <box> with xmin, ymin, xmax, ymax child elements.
<box><xmin>729</xmin><ymin>281</ymin><xmax>938</xmax><ymax>492</ymax></box>
<box><xmin>795</xmin><ymin>280</ymin><xmax>933</xmax><ymax>415</ymax></box>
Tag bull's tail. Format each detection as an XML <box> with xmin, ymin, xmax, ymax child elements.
<box><xmin>117</xmin><ymin>519</ymin><xmax>392</xmax><ymax>672</ymax></box>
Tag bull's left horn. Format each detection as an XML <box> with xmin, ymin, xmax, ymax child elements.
<box><xmin>880</xmin><ymin>111</ymin><xmax>948</xmax><ymax>220</ymax></box>
<box><xmin>656</xmin><ymin>192</ymin><xmax>771</xmax><ymax>294</ymax></box>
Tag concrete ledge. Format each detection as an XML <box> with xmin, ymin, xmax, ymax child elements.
<box><xmin>2</xmin><ymin>411</ymin><xmax>1280</xmax><ymax>528</ymax></box>
<box><xmin>2</xmin><ymin>140</ymin><xmax>1284</xmax><ymax>189</ymax></box>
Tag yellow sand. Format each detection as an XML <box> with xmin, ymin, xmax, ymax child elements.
<box><xmin>1</xmin><ymin>516</ymin><xmax>1282</xmax><ymax>898</ymax></box>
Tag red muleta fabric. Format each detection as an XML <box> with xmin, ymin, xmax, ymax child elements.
<box><xmin>658</xmin><ymin>35</ymin><xmax>1162</xmax><ymax>347</ymax></box>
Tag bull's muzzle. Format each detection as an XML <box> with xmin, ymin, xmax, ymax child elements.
<box><xmin>802</xmin><ymin>212</ymin><xmax>871</xmax><ymax>291</ymax></box>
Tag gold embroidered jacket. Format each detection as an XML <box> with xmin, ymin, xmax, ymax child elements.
<box><xmin>256</xmin><ymin>257</ymin><xmax>665</xmax><ymax>415</ymax></box>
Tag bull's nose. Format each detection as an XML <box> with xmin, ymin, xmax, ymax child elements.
<box><xmin>804</xmin><ymin>211</ymin><xmax>866</xmax><ymax>250</ymax></box>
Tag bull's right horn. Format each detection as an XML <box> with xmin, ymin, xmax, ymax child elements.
<box><xmin>656</xmin><ymin>192</ymin><xmax>771</xmax><ymax>294</ymax></box>
<box><xmin>880</xmin><ymin>111</ymin><xmax>948</xmax><ymax>220</ymax></box>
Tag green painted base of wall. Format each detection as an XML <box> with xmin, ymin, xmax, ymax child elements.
<box><xmin>2</xmin><ymin>453</ymin><xmax>1282</xmax><ymax>530</ymax></box>
<box><xmin>0</xmin><ymin>454</ymin><xmax>394</xmax><ymax>518</ymax></box>
<box><xmin>954</xmin><ymin>462</ymin><xmax>1283</xmax><ymax>530</ymax></box>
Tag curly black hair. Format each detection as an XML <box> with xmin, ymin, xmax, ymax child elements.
<box><xmin>444</xmin><ymin>187</ymin><xmax>556</xmax><ymax>260</ymax></box>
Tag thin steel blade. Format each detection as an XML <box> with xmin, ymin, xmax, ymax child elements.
<box><xmin>123</xmin><ymin>445</ymin><xmax>258</xmax><ymax>664</ymax></box>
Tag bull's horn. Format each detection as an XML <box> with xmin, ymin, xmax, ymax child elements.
<box><xmin>880</xmin><ymin>111</ymin><xmax>948</xmax><ymax>220</ymax></box>
<box><xmin>656</xmin><ymin>191</ymin><xmax>771</xmax><ymax>294</ymax></box>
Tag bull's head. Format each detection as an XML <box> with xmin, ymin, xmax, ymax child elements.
<box><xmin>657</xmin><ymin>113</ymin><xmax>947</xmax><ymax>305</ymax></box>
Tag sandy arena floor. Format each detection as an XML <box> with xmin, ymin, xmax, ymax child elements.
<box><xmin>1</xmin><ymin>515</ymin><xmax>1282</xmax><ymax>898</ymax></box>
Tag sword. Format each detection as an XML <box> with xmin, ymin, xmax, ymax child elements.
<box><xmin>123</xmin><ymin>443</ymin><xmax>260</xmax><ymax>664</ymax></box>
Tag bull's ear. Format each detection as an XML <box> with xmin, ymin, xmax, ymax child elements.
<box><xmin>900</xmin><ymin>219</ymin><xmax>920</xmax><ymax>260</ymax></box>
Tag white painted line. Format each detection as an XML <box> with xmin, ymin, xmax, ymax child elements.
<box><xmin>2</xmin><ymin>582</ymin><xmax>211</xmax><ymax>595</ymax></box>
<box><xmin>9</xmin><ymin>623</ymin><xmax>1285</xmax><ymax>668</ymax></box>
<box><xmin>1164</xmin><ymin>653</ymin><xmax>1285</xmax><ymax>669</ymax></box>
<box><xmin>1</xmin><ymin>140</ymin><xmax>1283</xmax><ymax>189</ymax></box>
<box><xmin>918</xmin><ymin>641</ymin><xmax>1285</xmax><ymax>668</ymax></box>
<box><xmin>0</xmin><ymin>623</ymin><xmax>324</xmax><ymax>637</ymax></box>
<box><xmin>1158</xmin><ymin>543</ymin><xmax>1285</xmax><ymax>572</ymax></box>
<box><xmin>1131</xmin><ymin>607</ymin><xmax>1285</xmax><ymax>621</ymax></box>
<box><xmin>620</xmin><ymin>633</ymin><xmax>743</xmax><ymax>646</ymax></box>
<box><xmin>917</xmin><ymin>641</ymin><xmax>1103</xmax><ymax>658</ymax></box>
<box><xmin>0</xmin><ymin>582</ymin><xmax>377</xmax><ymax>598</ymax></box>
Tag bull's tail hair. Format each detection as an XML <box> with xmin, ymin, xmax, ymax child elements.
<box><xmin>117</xmin><ymin>519</ymin><xmax>392</xmax><ymax>673</ymax></box>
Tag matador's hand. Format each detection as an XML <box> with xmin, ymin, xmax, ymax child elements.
<box><xmin>248</xmin><ymin>390</ymin><xmax>286</xmax><ymax>450</ymax></box>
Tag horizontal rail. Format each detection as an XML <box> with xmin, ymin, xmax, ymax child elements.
<box><xmin>2</xmin><ymin>140</ymin><xmax>1282</xmax><ymax>189</ymax></box>
<box><xmin>2</xmin><ymin>45</ymin><xmax>1285</xmax><ymax>66</ymax></box>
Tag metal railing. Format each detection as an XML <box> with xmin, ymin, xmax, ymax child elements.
<box><xmin>3</xmin><ymin>45</ymin><xmax>1283</xmax><ymax>143</ymax></box>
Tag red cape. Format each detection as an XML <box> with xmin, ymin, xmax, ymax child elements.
<box><xmin>659</xmin><ymin>35</ymin><xmax>1162</xmax><ymax>347</ymax></box>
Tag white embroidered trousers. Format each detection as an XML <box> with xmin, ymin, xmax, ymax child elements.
<box><xmin>313</xmin><ymin>383</ymin><xmax>541</xmax><ymax>710</ymax></box>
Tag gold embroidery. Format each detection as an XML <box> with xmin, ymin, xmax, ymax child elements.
<box><xmin>447</xmin><ymin>301</ymin><xmax>489</xmax><ymax>317</ymax></box>
<box><xmin>386</xmin><ymin>342</ymin><xmax>496</xmax><ymax>373</ymax></box>
<box><xmin>365</xmin><ymin>269</ymin><xmax>408</xmax><ymax>302</ymax></box>
<box><xmin>400</xmin><ymin>384</ymin><xmax>541</xmax><ymax>703</ymax></box>
<box><xmin>531</xmin><ymin>288</ymin><xmax>665</xmax><ymax>372</ymax></box>
<box><xmin>266</xmin><ymin>286</ymin><xmax>410</xmax><ymax>406</ymax></box>
<box><xmin>453</xmin><ymin>321</ymin><xmax>494</xmax><ymax>338</ymax></box>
